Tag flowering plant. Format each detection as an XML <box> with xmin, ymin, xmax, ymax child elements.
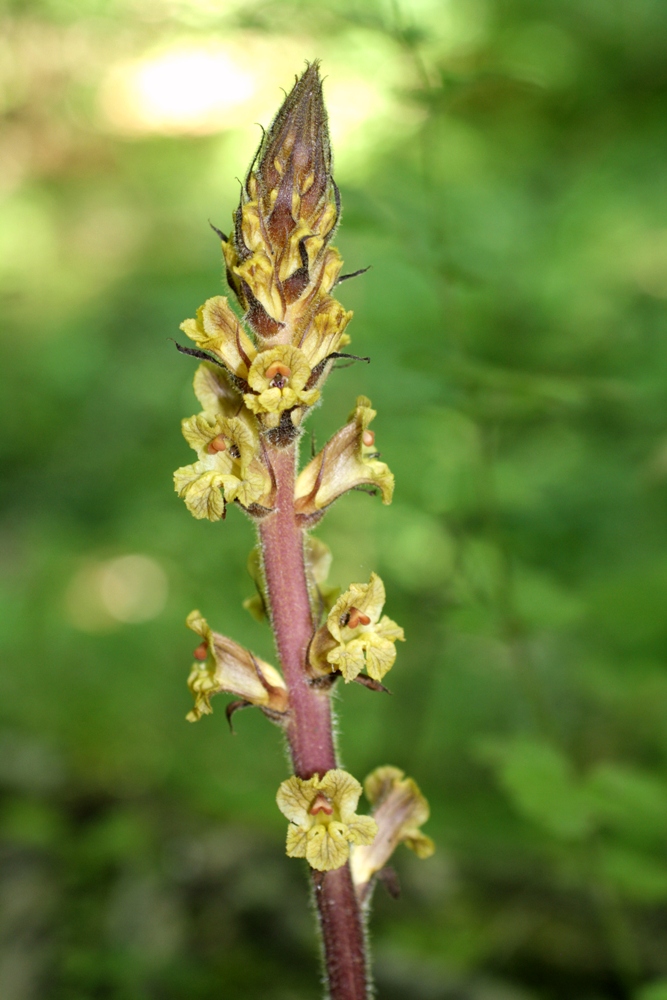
<box><xmin>174</xmin><ymin>63</ymin><xmax>433</xmax><ymax>999</ymax></box>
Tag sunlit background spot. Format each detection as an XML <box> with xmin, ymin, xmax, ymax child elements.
<box><xmin>65</xmin><ymin>555</ymin><xmax>169</xmax><ymax>631</ymax></box>
<box><xmin>100</xmin><ymin>44</ymin><xmax>256</xmax><ymax>135</ymax></box>
<box><xmin>97</xmin><ymin>35</ymin><xmax>414</xmax><ymax>174</ymax></box>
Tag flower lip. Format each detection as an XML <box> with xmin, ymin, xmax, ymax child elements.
<box><xmin>309</xmin><ymin>792</ymin><xmax>334</xmax><ymax>816</ymax></box>
<box><xmin>244</xmin><ymin>345</ymin><xmax>320</xmax><ymax>426</ymax></box>
<box><xmin>266</xmin><ymin>361</ymin><xmax>292</xmax><ymax>384</ymax></box>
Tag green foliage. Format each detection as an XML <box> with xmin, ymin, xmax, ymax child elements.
<box><xmin>3</xmin><ymin>0</ymin><xmax>667</xmax><ymax>997</ymax></box>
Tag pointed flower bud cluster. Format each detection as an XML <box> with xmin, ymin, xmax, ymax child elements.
<box><xmin>222</xmin><ymin>62</ymin><xmax>348</xmax><ymax>359</ymax></box>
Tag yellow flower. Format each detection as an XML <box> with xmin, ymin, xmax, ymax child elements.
<box><xmin>180</xmin><ymin>296</ymin><xmax>256</xmax><ymax>380</ymax></box>
<box><xmin>309</xmin><ymin>573</ymin><xmax>404</xmax><ymax>683</ymax></box>
<box><xmin>185</xmin><ymin>610</ymin><xmax>288</xmax><ymax>722</ymax></box>
<box><xmin>244</xmin><ymin>345</ymin><xmax>320</xmax><ymax>428</ymax></box>
<box><xmin>277</xmin><ymin>769</ymin><xmax>377</xmax><ymax>872</ymax></box>
<box><xmin>191</xmin><ymin>360</ymin><xmax>243</xmax><ymax>417</ymax></box>
<box><xmin>173</xmin><ymin>364</ymin><xmax>272</xmax><ymax>520</ymax></box>
<box><xmin>295</xmin><ymin>397</ymin><xmax>394</xmax><ymax>519</ymax></box>
<box><xmin>350</xmin><ymin>766</ymin><xmax>435</xmax><ymax>903</ymax></box>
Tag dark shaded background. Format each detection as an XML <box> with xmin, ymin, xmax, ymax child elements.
<box><xmin>2</xmin><ymin>1</ymin><xmax>667</xmax><ymax>997</ymax></box>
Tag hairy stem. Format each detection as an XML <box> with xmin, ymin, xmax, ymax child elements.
<box><xmin>259</xmin><ymin>441</ymin><xmax>369</xmax><ymax>1000</ymax></box>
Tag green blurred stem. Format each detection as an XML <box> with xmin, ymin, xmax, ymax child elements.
<box><xmin>258</xmin><ymin>441</ymin><xmax>369</xmax><ymax>1000</ymax></box>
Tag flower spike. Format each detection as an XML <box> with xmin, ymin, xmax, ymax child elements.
<box><xmin>277</xmin><ymin>769</ymin><xmax>377</xmax><ymax>872</ymax></box>
<box><xmin>172</xmin><ymin>63</ymin><xmax>432</xmax><ymax>996</ymax></box>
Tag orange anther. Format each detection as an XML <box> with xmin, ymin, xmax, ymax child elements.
<box><xmin>347</xmin><ymin>607</ymin><xmax>372</xmax><ymax>629</ymax></box>
<box><xmin>193</xmin><ymin>642</ymin><xmax>208</xmax><ymax>661</ymax></box>
<box><xmin>309</xmin><ymin>792</ymin><xmax>333</xmax><ymax>816</ymax></box>
<box><xmin>265</xmin><ymin>362</ymin><xmax>292</xmax><ymax>382</ymax></box>
<box><xmin>362</xmin><ymin>430</ymin><xmax>375</xmax><ymax>447</ymax></box>
<box><xmin>207</xmin><ymin>435</ymin><xmax>227</xmax><ymax>454</ymax></box>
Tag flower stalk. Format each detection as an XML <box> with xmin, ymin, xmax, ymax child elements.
<box><xmin>173</xmin><ymin>62</ymin><xmax>433</xmax><ymax>999</ymax></box>
<box><xmin>258</xmin><ymin>442</ymin><xmax>336</xmax><ymax>777</ymax></box>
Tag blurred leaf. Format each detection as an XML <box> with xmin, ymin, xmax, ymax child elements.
<box><xmin>584</xmin><ymin>764</ymin><xmax>667</xmax><ymax>843</ymax></box>
<box><xmin>598</xmin><ymin>844</ymin><xmax>667</xmax><ymax>903</ymax></box>
<box><xmin>479</xmin><ymin>737</ymin><xmax>592</xmax><ymax>841</ymax></box>
<box><xmin>636</xmin><ymin>981</ymin><xmax>667</xmax><ymax>1000</ymax></box>
<box><xmin>0</xmin><ymin>797</ymin><xmax>64</xmax><ymax>847</ymax></box>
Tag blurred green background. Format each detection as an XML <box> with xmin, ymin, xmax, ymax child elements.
<box><xmin>2</xmin><ymin>0</ymin><xmax>667</xmax><ymax>997</ymax></box>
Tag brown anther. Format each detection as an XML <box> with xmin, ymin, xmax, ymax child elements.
<box><xmin>193</xmin><ymin>642</ymin><xmax>208</xmax><ymax>661</ymax></box>
<box><xmin>265</xmin><ymin>361</ymin><xmax>292</xmax><ymax>382</ymax></box>
<box><xmin>362</xmin><ymin>430</ymin><xmax>375</xmax><ymax>447</ymax></box>
<box><xmin>207</xmin><ymin>435</ymin><xmax>227</xmax><ymax>454</ymax></box>
<box><xmin>309</xmin><ymin>792</ymin><xmax>333</xmax><ymax>816</ymax></box>
<box><xmin>347</xmin><ymin>607</ymin><xmax>372</xmax><ymax>630</ymax></box>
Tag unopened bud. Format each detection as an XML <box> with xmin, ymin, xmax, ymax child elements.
<box><xmin>256</xmin><ymin>62</ymin><xmax>332</xmax><ymax>246</ymax></box>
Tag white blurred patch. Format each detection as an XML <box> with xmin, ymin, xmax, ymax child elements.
<box><xmin>100</xmin><ymin>43</ymin><xmax>255</xmax><ymax>135</ymax></box>
<box><xmin>65</xmin><ymin>555</ymin><xmax>169</xmax><ymax>632</ymax></box>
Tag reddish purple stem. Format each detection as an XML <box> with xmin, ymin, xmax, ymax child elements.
<box><xmin>259</xmin><ymin>443</ymin><xmax>369</xmax><ymax>1000</ymax></box>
